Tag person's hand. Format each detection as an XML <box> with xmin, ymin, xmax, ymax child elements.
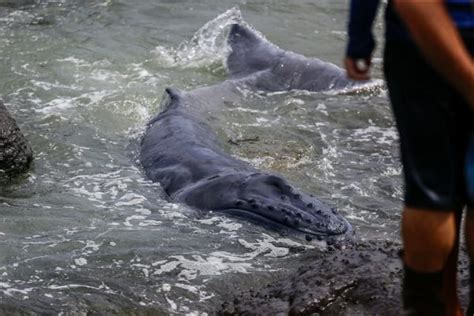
<box><xmin>344</xmin><ymin>57</ymin><xmax>372</xmax><ymax>81</ymax></box>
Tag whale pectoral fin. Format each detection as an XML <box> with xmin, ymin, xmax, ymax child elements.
<box><xmin>227</xmin><ymin>24</ymin><xmax>282</xmax><ymax>78</ymax></box>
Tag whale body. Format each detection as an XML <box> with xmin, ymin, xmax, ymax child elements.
<box><xmin>140</xmin><ymin>23</ymin><xmax>356</xmax><ymax>240</ymax></box>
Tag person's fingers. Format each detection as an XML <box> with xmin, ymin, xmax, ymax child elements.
<box><xmin>344</xmin><ymin>57</ymin><xmax>371</xmax><ymax>81</ymax></box>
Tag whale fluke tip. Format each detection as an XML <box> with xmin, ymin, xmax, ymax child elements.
<box><xmin>228</xmin><ymin>23</ymin><xmax>248</xmax><ymax>40</ymax></box>
<box><xmin>228</xmin><ymin>23</ymin><xmax>263</xmax><ymax>51</ymax></box>
<box><xmin>228</xmin><ymin>23</ymin><xmax>253</xmax><ymax>40</ymax></box>
<box><xmin>227</xmin><ymin>23</ymin><xmax>280</xmax><ymax>78</ymax></box>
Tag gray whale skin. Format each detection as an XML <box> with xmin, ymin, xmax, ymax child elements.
<box><xmin>140</xmin><ymin>24</ymin><xmax>355</xmax><ymax>240</ymax></box>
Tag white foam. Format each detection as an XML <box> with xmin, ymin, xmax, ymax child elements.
<box><xmin>116</xmin><ymin>193</ymin><xmax>147</xmax><ymax>207</ymax></box>
<box><xmin>352</xmin><ymin>126</ymin><xmax>398</xmax><ymax>145</ymax></box>
<box><xmin>124</xmin><ymin>215</ymin><xmax>147</xmax><ymax>227</ymax></box>
<box><xmin>74</xmin><ymin>258</ymin><xmax>87</xmax><ymax>266</ymax></box>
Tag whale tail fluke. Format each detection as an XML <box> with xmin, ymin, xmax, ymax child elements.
<box><xmin>227</xmin><ymin>23</ymin><xmax>282</xmax><ymax>78</ymax></box>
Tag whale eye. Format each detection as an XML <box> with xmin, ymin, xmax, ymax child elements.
<box><xmin>267</xmin><ymin>205</ymin><xmax>275</xmax><ymax>211</ymax></box>
<box><xmin>307</xmin><ymin>203</ymin><xmax>314</xmax><ymax>208</ymax></box>
<box><xmin>296</xmin><ymin>213</ymin><xmax>302</xmax><ymax>218</ymax></box>
<box><xmin>293</xmin><ymin>193</ymin><xmax>301</xmax><ymax>199</ymax></box>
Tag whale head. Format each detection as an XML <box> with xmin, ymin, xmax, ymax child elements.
<box><xmin>175</xmin><ymin>172</ymin><xmax>352</xmax><ymax>241</ymax></box>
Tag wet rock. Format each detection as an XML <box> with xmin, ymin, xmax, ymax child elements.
<box><xmin>0</xmin><ymin>0</ymin><xmax>34</xmax><ymax>7</ymax></box>
<box><xmin>219</xmin><ymin>240</ymin><xmax>471</xmax><ymax>315</ymax></box>
<box><xmin>0</xmin><ymin>101</ymin><xmax>33</xmax><ymax>176</ymax></box>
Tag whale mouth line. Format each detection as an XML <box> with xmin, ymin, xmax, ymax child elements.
<box><xmin>218</xmin><ymin>208</ymin><xmax>348</xmax><ymax>237</ymax></box>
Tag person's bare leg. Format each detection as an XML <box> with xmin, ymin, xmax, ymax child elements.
<box><xmin>402</xmin><ymin>207</ymin><xmax>460</xmax><ymax>314</ymax></box>
<box><xmin>403</xmin><ymin>207</ymin><xmax>457</xmax><ymax>270</ymax></box>
<box><xmin>465</xmin><ymin>209</ymin><xmax>474</xmax><ymax>315</ymax></box>
<box><xmin>441</xmin><ymin>210</ymin><xmax>462</xmax><ymax>316</ymax></box>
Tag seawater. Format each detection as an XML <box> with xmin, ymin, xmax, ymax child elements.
<box><xmin>0</xmin><ymin>1</ymin><xmax>400</xmax><ymax>314</ymax></box>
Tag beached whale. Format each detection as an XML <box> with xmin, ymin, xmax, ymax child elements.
<box><xmin>140</xmin><ymin>23</ymin><xmax>358</xmax><ymax>240</ymax></box>
<box><xmin>140</xmin><ymin>88</ymin><xmax>351</xmax><ymax>240</ymax></box>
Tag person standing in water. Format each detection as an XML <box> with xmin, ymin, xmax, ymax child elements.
<box><xmin>345</xmin><ymin>0</ymin><xmax>474</xmax><ymax>314</ymax></box>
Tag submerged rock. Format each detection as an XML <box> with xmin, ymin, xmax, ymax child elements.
<box><xmin>0</xmin><ymin>101</ymin><xmax>33</xmax><ymax>176</ymax></box>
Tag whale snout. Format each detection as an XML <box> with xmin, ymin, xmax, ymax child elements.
<box><xmin>230</xmin><ymin>173</ymin><xmax>352</xmax><ymax>239</ymax></box>
<box><xmin>177</xmin><ymin>171</ymin><xmax>352</xmax><ymax>240</ymax></box>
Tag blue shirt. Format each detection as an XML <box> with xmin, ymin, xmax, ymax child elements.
<box><xmin>346</xmin><ymin>0</ymin><xmax>474</xmax><ymax>59</ymax></box>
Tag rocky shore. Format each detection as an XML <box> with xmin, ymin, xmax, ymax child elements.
<box><xmin>220</xmin><ymin>240</ymin><xmax>471</xmax><ymax>315</ymax></box>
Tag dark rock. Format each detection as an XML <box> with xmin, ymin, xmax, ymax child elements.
<box><xmin>219</xmin><ymin>240</ymin><xmax>471</xmax><ymax>315</ymax></box>
<box><xmin>0</xmin><ymin>0</ymin><xmax>36</xmax><ymax>9</ymax></box>
<box><xmin>0</xmin><ymin>101</ymin><xmax>33</xmax><ymax>176</ymax></box>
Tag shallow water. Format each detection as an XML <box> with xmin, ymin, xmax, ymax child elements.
<box><xmin>0</xmin><ymin>1</ymin><xmax>400</xmax><ymax>314</ymax></box>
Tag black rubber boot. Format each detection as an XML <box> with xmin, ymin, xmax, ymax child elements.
<box><xmin>467</xmin><ymin>264</ymin><xmax>474</xmax><ymax>316</ymax></box>
<box><xmin>402</xmin><ymin>264</ymin><xmax>444</xmax><ymax>316</ymax></box>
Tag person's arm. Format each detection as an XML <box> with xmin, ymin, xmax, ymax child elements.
<box><xmin>394</xmin><ymin>0</ymin><xmax>474</xmax><ymax>110</ymax></box>
<box><xmin>345</xmin><ymin>0</ymin><xmax>381</xmax><ymax>80</ymax></box>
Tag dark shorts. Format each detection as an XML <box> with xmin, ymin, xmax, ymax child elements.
<box><xmin>383</xmin><ymin>36</ymin><xmax>474</xmax><ymax>211</ymax></box>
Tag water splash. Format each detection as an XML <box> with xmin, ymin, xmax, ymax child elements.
<box><xmin>152</xmin><ymin>7</ymin><xmax>243</xmax><ymax>70</ymax></box>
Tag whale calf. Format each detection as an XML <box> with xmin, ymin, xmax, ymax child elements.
<box><xmin>140</xmin><ymin>23</ymin><xmax>355</xmax><ymax>240</ymax></box>
<box><xmin>140</xmin><ymin>88</ymin><xmax>351</xmax><ymax>240</ymax></box>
